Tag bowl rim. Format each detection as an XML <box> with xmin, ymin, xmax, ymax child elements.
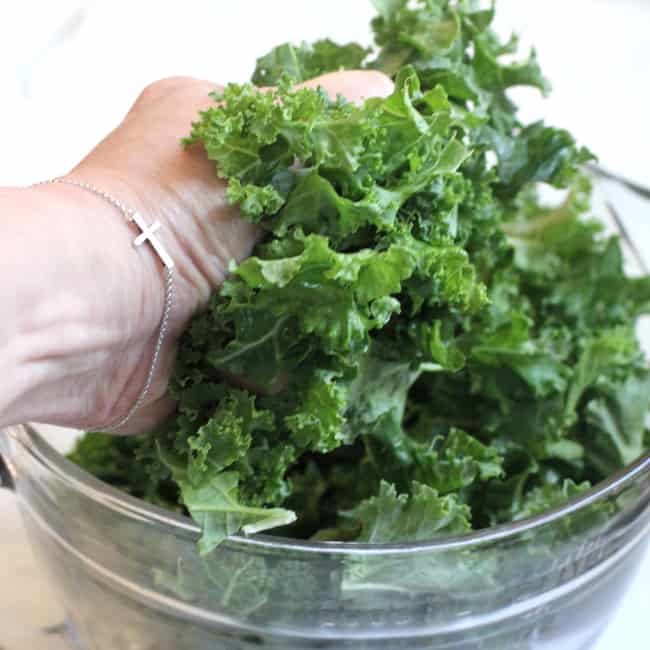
<box><xmin>5</xmin><ymin>423</ymin><xmax>650</xmax><ymax>556</ymax></box>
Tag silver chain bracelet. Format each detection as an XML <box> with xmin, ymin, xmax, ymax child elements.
<box><xmin>41</xmin><ymin>178</ymin><xmax>175</xmax><ymax>432</ymax></box>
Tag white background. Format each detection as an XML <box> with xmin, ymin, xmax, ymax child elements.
<box><xmin>0</xmin><ymin>2</ymin><xmax>648</xmax><ymax>648</ymax></box>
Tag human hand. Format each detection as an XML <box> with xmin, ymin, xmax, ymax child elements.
<box><xmin>10</xmin><ymin>71</ymin><xmax>392</xmax><ymax>433</ymax></box>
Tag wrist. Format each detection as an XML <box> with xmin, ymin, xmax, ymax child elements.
<box><xmin>0</xmin><ymin>181</ymin><xmax>164</xmax><ymax>427</ymax></box>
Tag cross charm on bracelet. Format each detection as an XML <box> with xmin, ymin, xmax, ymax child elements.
<box><xmin>38</xmin><ymin>176</ymin><xmax>177</xmax><ymax>433</ymax></box>
<box><xmin>130</xmin><ymin>212</ymin><xmax>175</xmax><ymax>269</ymax></box>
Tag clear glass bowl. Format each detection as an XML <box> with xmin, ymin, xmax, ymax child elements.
<box><xmin>2</xmin><ymin>173</ymin><xmax>649</xmax><ymax>649</ymax></box>
<box><xmin>1</xmin><ymin>423</ymin><xmax>649</xmax><ymax>650</ymax></box>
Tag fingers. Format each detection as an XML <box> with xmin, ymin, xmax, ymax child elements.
<box><xmin>297</xmin><ymin>70</ymin><xmax>394</xmax><ymax>104</ymax></box>
<box><xmin>130</xmin><ymin>69</ymin><xmax>393</xmax><ymax>130</ymax></box>
<box><xmin>129</xmin><ymin>76</ymin><xmax>224</xmax><ymax>122</ymax></box>
<box><xmin>257</xmin><ymin>70</ymin><xmax>394</xmax><ymax>104</ymax></box>
<box><xmin>133</xmin><ymin>69</ymin><xmax>393</xmax><ymax>118</ymax></box>
<box><xmin>138</xmin><ymin>75</ymin><xmax>222</xmax><ymax>103</ymax></box>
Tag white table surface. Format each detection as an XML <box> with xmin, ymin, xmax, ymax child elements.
<box><xmin>0</xmin><ymin>2</ymin><xmax>648</xmax><ymax>648</ymax></box>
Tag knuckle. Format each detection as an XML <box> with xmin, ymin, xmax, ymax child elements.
<box><xmin>136</xmin><ymin>76</ymin><xmax>222</xmax><ymax>105</ymax></box>
<box><xmin>137</xmin><ymin>76</ymin><xmax>189</xmax><ymax>102</ymax></box>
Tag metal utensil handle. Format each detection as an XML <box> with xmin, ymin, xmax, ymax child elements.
<box><xmin>0</xmin><ymin>453</ymin><xmax>15</xmax><ymax>491</ymax></box>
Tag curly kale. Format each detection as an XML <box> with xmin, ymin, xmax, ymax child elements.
<box><xmin>70</xmin><ymin>0</ymin><xmax>650</xmax><ymax>555</ymax></box>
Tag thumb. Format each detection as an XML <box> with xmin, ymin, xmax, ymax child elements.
<box><xmin>297</xmin><ymin>70</ymin><xmax>394</xmax><ymax>104</ymax></box>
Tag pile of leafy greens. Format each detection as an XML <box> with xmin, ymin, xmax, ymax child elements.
<box><xmin>70</xmin><ymin>0</ymin><xmax>650</xmax><ymax>555</ymax></box>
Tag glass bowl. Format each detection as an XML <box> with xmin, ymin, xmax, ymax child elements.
<box><xmin>1</xmin><ymin>174</ymin><xmax>649</xmax><ymax>650</ymax></box>
<box><xmin>1</xmin><ymin>423</ymin><xmax>649</xmax><ymax>650</ymax></box>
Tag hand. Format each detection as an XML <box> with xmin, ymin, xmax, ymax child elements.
<box><xmin>3</xmin><ymin>71</ymin><xmax>392</xmax><ymax>433</ymax></box>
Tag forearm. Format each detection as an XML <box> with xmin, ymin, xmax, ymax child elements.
<box><xmin>0</xmin><ymin>183</ymin><xmax>161</xmax><ymax>428</ymax></box>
